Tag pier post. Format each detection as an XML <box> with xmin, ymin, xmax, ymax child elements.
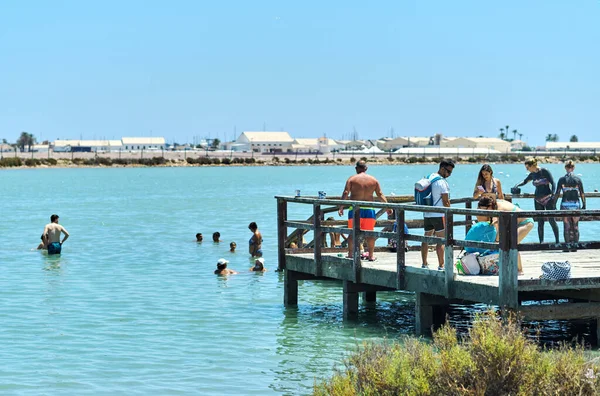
<box><xmin>284</xmin><ymin>270</ymin><xmax>298</xmax><ymax>306</ymax></box>
<box><xmin>396</xmin><ymin>209</ymin><xmax>406</xmax><ymax>290</ymax></box>
<box><xmin>343</xmin><ymin>281</ymin><xmax>359</xmax><ymax>319</ymax></box>
<box><xmin>415</xmin><ymin>292</ymin><xmax>448</xmax><ymax>336</ymax></box>
<box><xmin>352</xmin><ymin>205</ymin><xmax>362</xmax><ymax>283</ymax></box>
<box><xmin>277</xmin><ymin>199</ymin><xmax>288</xmax><ymax>271</ymax></box>
<box><xmin>498</xmin><ymin>213</ymin><xmax>518</xmax><ymax>310</ymax></box>
<box><xmin>465</xmin><ymin>201</ymin><xmax>472</xmax><ymax>234</ymax></box>
<box><xmin>313</xmin><ymin>203</ymin><xmax>322</xmax><ymax>276</ymax></box>
<box><xmin>444</xmin><ymin>212</ymin><xmax>455</xmax><ymax>298</ymax></box>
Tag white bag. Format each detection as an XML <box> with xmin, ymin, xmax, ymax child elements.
<box><xmin>456</xmin><ymin>253</ymin><xmax>481</xmax><ymax>275</ymax></box>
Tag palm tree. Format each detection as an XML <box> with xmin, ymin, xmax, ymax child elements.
<box><xmin>499</xmin><ymin>128</ymin><xmax>505</xmax><ymax>140</ymax></box>
<box><xmin>17</xmin><ymin>131</ymin><xmax>36</xmax><ymax>152</ymax></box>
<box><xmin>570</xmin><ymin>135</ymin><xmax>578</xmax><ymax>142</ymax></box>
<box><xmin>505</xmin><ymin>125</ymin><xmax>509</xmax><ymax>138</ymax></box>
<box><xmin>545</xmin><ymin>134</ymin><xmax>553</xmax><ymax>142</ymax></box>
<box><xmin>518</xmin><ymin>132</ymin><xmax>523</xmax><ymax>141</ymax></box>
<box><xmin>512</xmin><ymin>129</ymin><xmax>517</xmax><ymax>141</ymax></box>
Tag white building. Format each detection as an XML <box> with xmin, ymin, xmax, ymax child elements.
<box><xmin>441</xmin><ymin>137</ymin><xmax>511</xmax><ymax>153</ymax></box>
<box><xmin>378</xmin><ymin>136</ymin><xmax>433</xmax><ymax>151</ymax></box>
<box><xmin>121</xmin><ymin>137</ymin><xmax>166</xmax><ymax>150</ymax></box>
<box><xmin>545</xmin><ymin>142</ymin><xmax>600</xmax><ymax>151</ymax></box>
<box><xmin>236</xmin><ymin>132</ymin><xmax>294</xmax><ymax>153</ymax></box>
<box><xmin>53</xmin><ymin>140</ymin><xmax>123</xmax><ymax>152</ymax></box>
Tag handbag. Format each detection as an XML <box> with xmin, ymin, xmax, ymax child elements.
<box><xmin>540</xmin><ymin>261</ymin><xmax>571</xmax><ymax>280</ymax></box>
<box><xmin>477</xmin><ymin>253</ymin><xmax>500</xmax><ymax>275</ymax></box>
<box><xmin>455</xmin><ymin>253</ymin><xmax>481</xmax><ymax>275</ymax></box>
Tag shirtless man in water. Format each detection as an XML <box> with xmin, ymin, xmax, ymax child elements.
<box><xmin>42</xmin><ymin>214</ymin><xmax>69</xmax><ymax>255</ymax></box>
<box><xmin>338</xmin><ymin>160</ymin><xmax>391</xmax><ymax>261</ymax></box>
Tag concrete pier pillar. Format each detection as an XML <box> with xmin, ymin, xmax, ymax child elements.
<box><xmin>363</xmin><ymin>291</ymin><xmax>377</xmax><ymax>303</ymax></box>
<box><xmin>284</xmin><ymin>270</ymin><xmax>298</xmax><ymax>306</ymax></box>
<box><xmin>415</xmin><ymin>292</ymin><xmax>448</xmax><ymax>336</ymax></box>
<box><xmin>343</xmin><ymin>281</ymin><xmax>359</xmax><ymax>320</ymax></box>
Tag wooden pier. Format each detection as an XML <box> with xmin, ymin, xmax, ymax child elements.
<box><xmin>276</xmin><ymin>194</ymin><xmax>600</xmax><ymax>342</ymax></box>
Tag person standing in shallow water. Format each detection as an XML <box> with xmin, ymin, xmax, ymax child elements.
<box><xmin>43</xmin><ymin>214</ymin><xmax>69</xmax><ymax>255</ymax></box>
<box><xmin>248</xmin><ymin>222</ymin><xmax>263</xmax><ymax>257</ymax></box>
<box><xmin>553</xmin><ymin>160</ymin><xmax>586</xmax><ymax>250</ymax></box>
<box><xmin>513</xmin><ymin>158</ymin><xmax>559</xmax><ymax>244</ymax></box>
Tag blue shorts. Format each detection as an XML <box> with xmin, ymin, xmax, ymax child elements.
<box><xmin>48</xmin><ymin>242</ymin><xmax>62</xmax><ymax>255</ymax></box>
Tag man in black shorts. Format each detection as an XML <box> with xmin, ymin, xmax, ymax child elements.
<box><xmin>421</xmin><ymin>159</ymin><xmax>454</xmax><ymax>270</ymax></box>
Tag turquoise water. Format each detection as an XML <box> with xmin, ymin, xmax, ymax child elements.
<box><xmin>1</xmin><ymin>163</ymin><xmax>597</xmax><ymax>394</ymax></box>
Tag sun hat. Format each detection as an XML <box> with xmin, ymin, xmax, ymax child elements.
<box><xmin>217</xmin><ymin>258</ymin><xmax>229</xmax><ymax>265</ymax></box>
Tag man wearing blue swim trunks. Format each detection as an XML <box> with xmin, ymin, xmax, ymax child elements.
<box><xmin>42</xmin><ymin>214</ymin><xmax>69</xmax><ymax>255</ymax></box>
<box><xmin>338</xmin><ymin>160</ymin><xmax>391</xmax><ymax>261</ymax></box>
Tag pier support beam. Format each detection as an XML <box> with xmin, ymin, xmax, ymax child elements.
<box><xmin>284</xmin><ymin>270</ymin><xmax>299</xmax><ymax>306</ymax></box>
<box><xmin>343</xmin><ymin>281</ymin><xmax>359</xmax><ymax>320</ymax></box>
<box><xmin>415</xmin><ymin>292</ymin><xmax>448</xmax><ymax>336</ymax></box>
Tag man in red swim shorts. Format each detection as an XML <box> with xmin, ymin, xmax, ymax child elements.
<box><xmin>338</xmin><ymin>160</ymin><xmax>391</xmax><ymax>261</ymax></box>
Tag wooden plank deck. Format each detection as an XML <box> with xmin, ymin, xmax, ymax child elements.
<box><xmin>286</xmin><ymin>249</ymin><xmax>600</xmax><ymax>306</ymax></box>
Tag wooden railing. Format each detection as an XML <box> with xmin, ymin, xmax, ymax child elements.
<box><xmin>276</xmin><ymin>194</ymin><xmax>600</xmax><ymax>309</ymax></box>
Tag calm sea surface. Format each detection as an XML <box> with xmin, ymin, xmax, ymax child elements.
<box><xmin>1</xmin><ymin>163</ymin><xmax>598</xmax><ymax>394</ymax></box>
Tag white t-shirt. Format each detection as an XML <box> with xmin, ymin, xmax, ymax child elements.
<box><xmin>423</xmin><ymin>172</ymin><xmax>450</xmax><ymax>218</ymax></box>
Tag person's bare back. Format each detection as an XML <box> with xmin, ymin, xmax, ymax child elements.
<box><xmin>344</xmin><ymin>172</ymin><xmax>382</xmax><ymax>202</ymax></box>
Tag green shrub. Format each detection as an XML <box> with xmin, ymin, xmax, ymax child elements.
<box><xmin>0</xmin><ymin>157</ymin><xmax>22</xmax><ymax>167</ymax></box>
<box><xmin>221</xmin><ymin>157</ymin><xmax>231</xmax><ymax>165</ymax></box>
<box><xmin>42</xmin><ymin>158</ymin><xmax>58</xmax><ymax>165</ymax></box>
<box><xmin>314</xmin><ymin>311</ymin><xmax>600</xmax><ymax>395</ymax></box>
<box><xmin>186</xmin><ymin>157</ymin><xmax>196</xmax><ymax>164</ymax></box>
<box><xmin>232</xmin><ymin>157</ymin><xmax>244</xmax><ymax>164</ymax></box>
<box><xmin>72</xmin><ymin>158</ymin><xmax>85</xmax><ymax>165</ymax></box>
<box><xmin>350</xmin><ymin>157</ymin><xmax>356</xmax><ymax>163</ymax></box>
<box><xmin>244</xmin><ymin>158</ymin><xmax>256</xmax><ymax>164</ymax></box>
<box><xmin>210</xmin><ymin>157</ymin><xmax>221</xmax><ymax>165</ymax></box>
<box><xmin>336</xmin><ymin>158</ymin><xmax>343</xmax><ymax>162</ymax></box>
<box><xmin>405</xmin><ymin>156</ymin><xmax>418</xmax><ymax>164</ymax></box>
<box><xmin>272</xmin><ymin>156</ymin><xmax>280</xmax><ymax>163</ymax></box>
<box><xmin>25</xmin><ymin>158</ymin><xmax>41</xmax><ymax>166</ymax></box>
<box><xmin>96</xmin><ymin>157</ymin><xmax>112</xmax><ymax>166</ymax></box>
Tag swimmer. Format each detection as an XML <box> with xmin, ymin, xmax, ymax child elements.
<box><xmin>42</xmin><ymin>214</ymin><xmax>69</xmax><ymax>255</ymax></box>
<box><xmin>213</xmin><ymin>232</ymin><xmax>221</xmax><ymax>243</ymax></box>
<box><xmin>230</xmin><ymin>241</ymin><xmax>237</xmax><ymax>252</ymax></box>
<box><xmin>196</xmin><ymin>233</ymin><xmax>203</xmax><ymax>242</ymax></box>
<box><xmin>250</xmin><ymin>257</ymin><xmax>267</xmax><ymax>272</ymax></box>
<box><xmin>248</xmin><ymin>222</ymin><xmax>263</xmax><ymax>257</ymax></box>
<box><xmin>214</xmin><ymin>258</ymin><xmax>238</xmax><ymax>275</ymax></box>
<box><xmin>36</xmin><ymin>234</ymin><xmax>47</xmax><ymax>250</ymax></box>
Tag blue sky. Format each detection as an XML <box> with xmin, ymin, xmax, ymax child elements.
<box><xmin>1</xmin><ymin>0</ymin><xmax>598</xmax><ymax>146</ymax></box>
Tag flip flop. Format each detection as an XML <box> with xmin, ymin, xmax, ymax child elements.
<box><xmin>360</xmin><ymin>253</ymin><xmax>369</xmax><ymax>260</ymax></box>
<box><xmin>367</xmin><ymin>257</ymin><xmax>377</xmax><ymax>262</ymax></box>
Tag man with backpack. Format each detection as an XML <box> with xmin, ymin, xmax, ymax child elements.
<box><xmin>419</xmin><ymin>159</ymin><xmax>454</xmax><ymax>270</ymax></box>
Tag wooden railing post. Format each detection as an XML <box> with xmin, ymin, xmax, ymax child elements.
<box><xmin>444</xmin><ymin>211</ymin><xmax>455</xmax><ymax>298</ymax></box>
<box><xmin>465</xmin><ymin>201</ymin><xmax>472</xmax><ymax>235</ymax></box>
<box><xmin>352</xmin><ymin>205</ymin><xmax>362</xmax><ymax>283</ymax></box>
<box><xmin>498</xmin><ymin>213</ymin><xmax>518</xmax><ymax>309</ymax></box>
<box><xmin>313</xmin><ymin>203</ymin><xmax>322</xmax><ymax>276</ymax></box>
<box><xmin>277</xmin><ymin>198</ymin><xmax>288</xmax><ymax>271</ymax></box>
<box><xmin>396</xmin><ymin>209</ymin><xmax>406</xmax><ymax>289</ymax></box>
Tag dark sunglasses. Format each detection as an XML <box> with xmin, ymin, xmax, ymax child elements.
<box><xmin>443</xmin><ymin>167</ymin><xmax>453</xmax><ymax>175</ymax></box>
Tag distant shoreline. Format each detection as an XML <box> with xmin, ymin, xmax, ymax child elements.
<box><xmin>1</xmin><ymin>152</ymin><xmax>597</xmax><ymax>169</ymax></box>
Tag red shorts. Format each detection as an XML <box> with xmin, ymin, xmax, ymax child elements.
<box><xmin>347</xmin><ymin>208</ymin><xmax>376</xmax><ymax>231</ymax></box>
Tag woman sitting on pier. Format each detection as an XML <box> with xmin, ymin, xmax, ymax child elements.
<box><xmin>477</xmin><ymin>196</ymin><xmax>534</xmax><ymax>275</ymax></box>
<box><xmin>472</xmin><ymin>164</ymin><xmax>504</xmax><ymax>200</ymax></box>
<box><xmin>553</xmin><ymin>160</ymin><xmax>586</xmax><ymax>250</ymax></box>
